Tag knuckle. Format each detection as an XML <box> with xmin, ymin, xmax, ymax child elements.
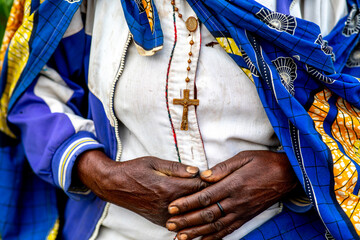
<box><xmin>217</xmin><ymin>162</ymin><xmax>228</xmax><ymax>173</ymax></box>
<box><xmin>188</xmin><ymin>228</ymin><xmax>201</xmax><ymax>239</ymax></box>
<box><xmin>194</xmin><ymin>179</ymin><xmax>207</xmax><ymax>191</ymax></box>
<box><xmin>170</xmin><ymin>161</ymin><xmax>180</xmax><ymax>173</ymax></box>
<box><xmin>200</xmin><ymin>209</ymin><xmax>215</xmax><ymax>223</ymax></box>
<box><xmin>181</xmin><ymin>199</ymin><xmax>190</xmax><ymax>211</ymax></box>
<box><xmin>198</xmin><ymin>191</ymin><xmax>212</xmax><ymax>207</ymax></box>
<box><xmin>210</xmin><ymin>220</ymin><xmax>225</xmax><ymax>232</ymax></box>
<box><xmin>225</xmin><ymin>226</ymin><xmax>237</xmax><ymax>235</ymax></box>
<box><xmin>158</xmin><ymin>199</ymin><xmax>169</xmax><ymax>210</ymax></box>
<box><xmin>148</xmin><ymin>158</ymin><xmax>157</xmax><ymax>169</ymax></box>
<box><xmin>178</xmin><ymin>217</ymin><xmax>190</xmax><ymax>228</ymax></box>
<box><xmin>212</xmin><ymin>234</ymin><xmax>223</xmax><ymax>240</ymax></box>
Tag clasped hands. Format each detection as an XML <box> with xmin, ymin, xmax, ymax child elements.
<box><xmin>76</xmin><ymin>150</ymin><xmax>298</xmax><ymax>240</ymax></box>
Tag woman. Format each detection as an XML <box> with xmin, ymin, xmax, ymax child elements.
<box><xmin>1</xmin><ymin>0</ymin><xmax>357</xmax><ymax>239</ymax></box>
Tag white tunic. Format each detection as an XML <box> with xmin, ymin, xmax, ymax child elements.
<box><xmin>94</xmin><ymin>0</ymin><xmax>347</xmax><ymax>239</ymax></box>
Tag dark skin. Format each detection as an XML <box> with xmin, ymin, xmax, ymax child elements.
<box><xmin>166</xmin><ymin>151</ymin><xmax>298</xmax><ymax>240</ymax></box>
<box><xmin>76</xmin><ymin>150</ymin><xmax>207</xmax><ymax>226</ymax></box>
<box><xmin>76</xmin><ymin>150</ymin><xmax>298</xmax><ymax>239</ymax></box>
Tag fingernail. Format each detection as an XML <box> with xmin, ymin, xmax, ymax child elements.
<box><xmin>168</xmin><ymin>206</ymin><xmax>180</xmax><ymax>214</ymax></box>
<box><xmin>201</xmin><ymin>169</ymin><xmax>212</xmax><ymax>178</ymax></box>
<box><xmin>179</xmin><ymin>233</ymin><xmax>188</xmax><ymax>240</ymax></box>
<box><xmin>186</xmin><ymin>166</ymin><xmax>198</xmax><ymax>174</ymax></box>
<box><xmin>166</xmin><ymin>222</ymin><xmax>177</xmax><ymax>231</ymax></box>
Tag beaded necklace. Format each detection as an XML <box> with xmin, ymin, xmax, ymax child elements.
<box><xmin>171</xmin><ymin>0</ymin><xmax>200</xmax><ymax>131</ymax></box>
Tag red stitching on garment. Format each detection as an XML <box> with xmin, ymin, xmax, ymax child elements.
<box><xmin>165</xmin><ymin>7</ymin><xmax>181</xmax><ymax>163</ymax></box>
<box><xmin>194</xmin><ymin>27</ymin><xmax>207</xmax><ymax>159</ymax></box>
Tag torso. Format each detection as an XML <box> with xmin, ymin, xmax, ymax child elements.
<box><xmin>89</xmin><ymin>0</ymin><xmax>348</xmax><ymax>239</ymax></box>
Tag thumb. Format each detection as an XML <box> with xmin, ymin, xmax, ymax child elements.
<box><xmin>200</xmin><ymin>151</ymin><xmax>253</xmax><ymax>182</ymax></box>
<box><xmin>151</xmin><ymin>158</ymin><xmax>199</xmax><ymax>178</ymax></box>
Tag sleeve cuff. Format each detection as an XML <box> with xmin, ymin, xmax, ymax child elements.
<box><xmin>52</xmin><ymin>131</ymin><xmax>104</xmax><ymax>200</ymax></box>
<box><xmin>283</xmin><ymin>185</ymin><xmax>313</xmax><ymax>213</ymax></box>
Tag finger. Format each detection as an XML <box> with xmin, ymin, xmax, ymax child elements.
<box><xmin>151</xmin><ymin>158</ymin><xmax>199</xmax><ymax>178</ymax></box>
<box><xmin>168</xmin><ymin>177</ymin><xmax>209</xmax><ymax>201</ymax></box>
<box><xmin>200</xmin><ymin>151</ymin><xmax>254</xmax><ymax>182</ymax></box>
<box><xmin>169</xmin><ymin>183</ymin><xmax>228</xmax><ymax>214</ymax></box>
<box><xmin>201</xmin><ymin>219</ymin><xmax>244</xmax><ymax>240</ymax></box>
<box><xmin>176</xmin><ymin>213</ymin><xmax>237</xmax><ymax>240</ymax></box>
<box><xmin>166</xmin><ymin>203</ymin><xmax>223</xmax><ymax>231</ymax></box>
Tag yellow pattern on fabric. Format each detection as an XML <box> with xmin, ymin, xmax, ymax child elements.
<box><xmin>0</xmin><ymin>0</ymin><xmax>32</xmax><ymax>138</ymax></box>
<box><xmin>355</xmin><ymin>140</ymin><xmax>360</xmax><ymax>157</ymax></box>
<box><xmin>142</xmin><ymin>0</ymin><xmax>154</xmax><ymax>32</ymax></box>
<box><xmin>0</xmin><ymin>0</ymin><xmax>25</xmax><ymax>72</ymax></box>
<box><xmin>240</xmin><ymin>67</ymin><xmax>254</xmax><ymax>83</ymax></box>
<box><xmin>216</xmin><ymin>37</ymin><xmax>254</xmax><ymax>82</ymax></box>
<box><xmin>308</xmin><ymin>89</ymin><xmax>360</xmax><ymax>234</ymax></box>
<box><xmin>216</xmin><ymin>37</ymin><xmax>242</xmax><ymax>56</ymax></box>
<box><xmin>333</xmin><ymin>98</ymin><xmax>360</xmax><ymax>165</ymax></box>
<box><xmin>46</xmin><ymin>219</ymin><xmax>59</xmax><ymax>240</ymax></box>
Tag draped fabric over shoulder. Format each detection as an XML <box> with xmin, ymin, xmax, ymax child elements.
<box><xmin>2</xmin><ymin>0</ymin><xmax>360</xmax><ymax>239</ymax></box>
<box><xmin>0</xmin><ymin>1</ymin><xmax>82</xmax><ymax>239</ymax></box>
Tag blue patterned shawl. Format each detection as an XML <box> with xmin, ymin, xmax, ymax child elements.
<box><xmin>124</xmin><ymin>0</ymin><xmax>360</xmax><ymax>239</ymax></box>
<box><xmin>2</xmin><ymin>0</ymin><xmax>360</xmax><ymax>239</ymax></box>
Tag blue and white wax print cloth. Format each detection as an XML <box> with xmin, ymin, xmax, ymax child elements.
<box><xmin>123</xmin><ymin>0</ymin><xmax>360</xmax><ymax>239</ymax></box>
<box><xmin>3</xmin><ymin>0</ymin><xmax>360</xmax><ymax>239</ymax></box>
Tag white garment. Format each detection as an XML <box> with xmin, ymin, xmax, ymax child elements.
<box><xmin>290</xmin><ymin>0</ymin><xmax>347</xmax><ymax>36</ymax></box>
<box><xmin>94</xmin><ymin>0</ymin><xmax>348</xmax><ymax>239</ymax></box>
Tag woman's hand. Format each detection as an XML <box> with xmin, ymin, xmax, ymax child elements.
<box><xmin>76</xmin><ymin>150</ymin><xmax>207</xmax><ymax>226</ymax></box>
<box><xmin>166</xmin><ymin>150</ymin><xmax>298</xmax><ymax>240</ymax></box>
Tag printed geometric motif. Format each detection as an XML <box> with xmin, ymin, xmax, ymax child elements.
<box><xmin>306</xmin><ymin>65</ymin><xmax>335</xmax><ymax>84</ymax></box>
<box><xmin>216</xmin><ymin>37</ymin><xmax>241</xmax><ymax>55</ymax></box>
<box><xmin>240</xmin><ymin>48</ymin><xmax>259</xmax><ymax>77</ymax></box>
<box><xmin>216</xmin><ymin>36</ymin><xmax>257</xmax><ymax>81</ymax></box>
<box><xmin>272</xmin><ymin>57</ymin><xmax>297</xmax><ymax>95</ymax></box>
<box><xmin>347</xmin><ymin>42</ymin><xmax>360</xmax><ymax>68</ymax></box>
<box><xmin>343</xmin><ymin>4</ymin><xmax>360</xmax><ymax>36</ymax></box>
<box><xmin>308</xmin><ymin>89</ymin><xmax>360</xmax><ymax>235</ymax></box>
<box><xmin>256</xmin><ymin>8</ymin><xmax>297</xmax><ymax>35</ymax></box>
<box><xmin>315</xmin><ymin>34</ymin><xmax>335</xmax><ymax>62</ymax></box>
<box><xmin>134</xmin><ymin>0</ymin><xmax>146</xmax><ymax>13</ymax></box>
<box><xmin>142</xmin><ymin>0</ymin><xmax>154</xmax><ymax>32</ymax></box>
<box><xmin>0</xmin><ymin>0</ymin><xmax>31</xmax><ymax>138</ymax></box>
<box><xmin>0</xmin><ymin>0</ymin><xmax>25</xmax><ymax>73</ymax></box>
<box><xmin>325</xmin><ymin>230</ymin><xmax>335</xmax><ymax>240</ymax></box>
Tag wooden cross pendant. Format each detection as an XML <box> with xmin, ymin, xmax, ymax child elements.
<box><xmin>173</xmin><ymin>89</ymin><xmax>199</xmax><ymax>131</ymax></box>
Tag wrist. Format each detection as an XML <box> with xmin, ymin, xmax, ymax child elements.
<box><xmin>75</xmin><ymin>150</ymin><xmax>114</xmax><ymax>191</ymax></box>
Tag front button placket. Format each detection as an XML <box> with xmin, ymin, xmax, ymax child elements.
<box><xmin>167</xmin><ymin>0</ymin><xmax>208</xmax><ymax>170</ymax></box>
